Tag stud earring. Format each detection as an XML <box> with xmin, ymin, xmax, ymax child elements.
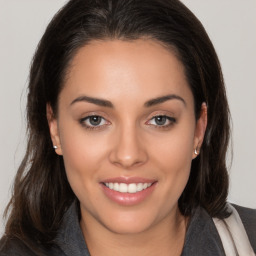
<box><xmin>194</xmin><ymin>148</ymin><xmax>200</xmax><ymax>155</ymax></box>
<box><xmin>53</xmin><ymin>145</ymin><xmax>58</xmax><ymax>149</ymax></box>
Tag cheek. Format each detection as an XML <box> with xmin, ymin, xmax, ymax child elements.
<box><xmin>153</xmin><ymin>125</ymin><xmax>195</xmax><ymax>168</ymax></box>
<box><xmin>58</xmin><ymin>121</ymin><xmax>110</xmax><ymax>193</ymax></box>
<box><xmin>60</xmin><ymin>119</ymin><xmax>108</xmax><ymax>166</ymax></box>
<box><xmin>150</xmin><ymin>123</ymin><xmax>195</xmax><ymax>192</ymax></box>
<box><xmin>60</xmin><ymin>133</ymin><xmax>109</xmax><ymax>211</ymax></box>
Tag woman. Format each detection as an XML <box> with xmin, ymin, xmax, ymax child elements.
<box><xmin>0</xmin><ymin>0</ymin><xmax>255</xmax><ymax>255</ymax></box>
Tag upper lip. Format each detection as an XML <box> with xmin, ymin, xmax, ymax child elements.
<box><xmin>101</xmin><ymin>176</ymin><xmax>156</xmax><ymax>184</ymax></box>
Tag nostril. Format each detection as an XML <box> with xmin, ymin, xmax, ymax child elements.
<box><xmin>108</xmin><ymin>129</ymin><xmax>148</xmax><ymax>167</ymax></box>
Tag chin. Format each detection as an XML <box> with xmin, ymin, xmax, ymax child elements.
<box><xmin>100</xmin><ymin>210</ymin><xmax>159</xmax><ymax>235</ymax></box>
<box><xmin>105</xmin><ymin>222</ymin><xmax>152</xmax><ymax>235</ymax></box>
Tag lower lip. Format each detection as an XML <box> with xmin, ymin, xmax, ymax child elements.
<box><xmin>101</xmin><ymin>182</ymin><xmax>157</xmax><ymax>206</ymax></box>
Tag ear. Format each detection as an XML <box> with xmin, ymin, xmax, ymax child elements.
<box><xmin>192</xmin><ymin>103</ymin><xmax>207</xmax><ymax>159</ymax></box>
<box><xmin>46</xmin><ymin>103</ymin><xmax>63</xmax><ymax>155</ymax></box>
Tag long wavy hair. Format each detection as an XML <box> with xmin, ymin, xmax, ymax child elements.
<box><xmin>4</xmin><ymin>0</ymin><xmax>230</xmax><ymax>249</ymax></box>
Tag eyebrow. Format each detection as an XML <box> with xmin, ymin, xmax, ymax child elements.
<box><xmin>70</xmin><ymin>94</ymin><xmax>186</xmax><ymax>108</ymax></box>
<box><xmin>144</xmin><ymin>94</ymin><xmax>186</xmax><ymax>107</ymax></box>
<box><xmin>70</xmin><ymin>95</ymin><xmax>114</xmax><ymax>108</ymax></box>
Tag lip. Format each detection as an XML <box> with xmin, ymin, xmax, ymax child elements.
<box><xmin>100</xmin><ymin>177</ymin><xmax>157</xmax><ymax>206</ymax></box>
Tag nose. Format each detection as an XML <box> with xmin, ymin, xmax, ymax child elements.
<box><xmin>109</xmin><ymin>124</ymin><xmax>148</xmax><ymax>169</ymax></box>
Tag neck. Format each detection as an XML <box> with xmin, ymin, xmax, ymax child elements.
<box><xmin>80</xmin><ymin>206</ymin><xmax>188</xmax><ymax>256</ymax></box>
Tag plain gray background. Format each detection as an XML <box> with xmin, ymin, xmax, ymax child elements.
<box><xmin>0</xmin><ymin>0</ymin><xmax>255</xmax><ymax>235</ymax></box>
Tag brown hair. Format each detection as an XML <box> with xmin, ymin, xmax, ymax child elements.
<box><xmin>4</xmin><ymin>0</ymin><xmax>230</xmax><ymax>249</ymax></box>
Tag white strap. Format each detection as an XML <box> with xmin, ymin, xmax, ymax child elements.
<box><xmin>213</xmin><ymin>204</ymin><xmax>255</xmax><ymax>256</ymax></box>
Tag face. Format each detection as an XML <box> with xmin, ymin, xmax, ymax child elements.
<box><xmin>48</xmin><ymin>39</ymin><xmax>207</xmax><ymax>235</ymax></box>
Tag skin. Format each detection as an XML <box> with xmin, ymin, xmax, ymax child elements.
<box><xmin>47</xmin><ymin>39</ymin><xmax>207</xmax><ymax>256</ymax></box>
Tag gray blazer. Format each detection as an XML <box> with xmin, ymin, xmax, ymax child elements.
<box><xmin>0</xmin><ymin>203</ymin><xmax>255</xmax><ymax>255</ymax></box>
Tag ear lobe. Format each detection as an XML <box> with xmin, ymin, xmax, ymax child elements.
<box><xmin>192</xmin><ymin>103</ymin><xmax>207</xmax><ymax>158</ymax></box>
<box><xmin>46</xmin><ymin>104</ymin><xmax>63</xmax><ymax>155</ymax></box>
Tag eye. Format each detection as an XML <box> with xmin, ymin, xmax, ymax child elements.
<box><xmin>147</xmin><ymin>115</ymin><xmax>176</xmax><ymax>127</ymax></box>
<box><xmin>80</xmin><ymin>115</ymin><xmax>109</xmax><ymax>129</ymax></box>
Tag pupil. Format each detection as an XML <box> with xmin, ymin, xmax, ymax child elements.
<box><xmin>90</xmin><ymin>116</ymin><xmax>101</xmax><ymax>126</ymax></box>
<box><xmin>155</xmin><ymin>116</ymin><xmax>166</xmax><ymax>125</ymax></box>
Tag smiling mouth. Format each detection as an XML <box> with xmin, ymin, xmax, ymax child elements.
<box><xmin>103</xmin><ymin>182</ymin><xmax>153</xmax><ymax>193</ymax></box>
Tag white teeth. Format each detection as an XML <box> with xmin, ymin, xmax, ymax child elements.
<box><xmin>128</xmin><ymin>183</ymin><xmax>137</xmax><ymax>193</ymax></box>
<box><xmin>119</xmin><ymin>183</ymin><xmax>128</xmax><ymax>193</ymax></box>
<box><xmin>113</xmin><ymin>183</ymin><xmax>119</xmax><ymax>191</ymax></box>
<box><xmin>104</xmin><ymin>182</ymin><xmax>153</xmax><ymax>193</ymax></box>
<box><xmin>137</xmin><ymin>183</ymin><xmax>143</xmax><ymax>191</ymax></box>
<box><xmin>143</xmin><ymin>183</ymin><xmax>148</xmax><ymax>189</ymax></box>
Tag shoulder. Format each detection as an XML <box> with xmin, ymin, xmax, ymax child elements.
<box><xmin>232</xmin><ymin>204</ymin><xmax>256</xmax><ymax>251</ymax></box>
<box><xmin>0</xmin><ymin>235</ymin><xmax>63</xmax><ymax>256</ymax></box>
<box><xmin>182</xmin><ymin>207</ymin><xmax>225</xmax><ymax>255</ymax></box>
<box><xmin>0</xmin><ymin>236</ymin><xmax>34</xmax><ymax>256</ymax></box>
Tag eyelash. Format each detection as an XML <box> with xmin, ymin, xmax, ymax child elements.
<box><xmin>80</xmin><ymin>115</ymin><xmax>109</xmax><ymax>130</ymax></box>
<box><xmin>146</xmin><ymin>115</ymin><xmax>176</xmax><ymax>129</ymax></box>
<box><xmin>79</xmin><ymin>115</ymin><xmax>176</xmax><ymax>130</ymax></box>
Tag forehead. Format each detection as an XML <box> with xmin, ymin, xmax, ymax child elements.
<box><xmin>61</xmin><ymin>39</ymin><xmax>193</xmax><ymax>107</ymax></box>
